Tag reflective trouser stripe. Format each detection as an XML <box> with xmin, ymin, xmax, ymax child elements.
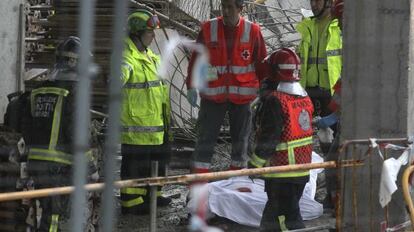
<box><xmin>250</xmin><ymin>153</ymin><xmax>266</xmax><ymax>168</ymax></box>
<box><xmin>28</xmin><ymin>148</ymin><xmax>72</xmax><ymax>165</ymax></box>
<box><xmin>121</xmin><ymin>187</ymin><xmax>147</xmax><ymax>195</ymax></box>
<box><xmin>28</xmin><ymin>148</ymin><xmax>92</xmax><ymax>165</ymax></box>
<box><xmin>121</xmin><ymin>197</ymin><xmax>144</xmax><ymax>207</ymax></box>
<box><xmin>49</xmin><ymin>214</ymin><xmax>59</xmax><ymax>232</ymax></box>
<box><xmin>278</xmin><ymin>215</ymin><xmax>288</xmax><ymax>231</ymax></box>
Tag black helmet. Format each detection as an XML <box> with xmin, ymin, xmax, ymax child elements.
<box><xmin>55</xmin><ymin>36</ymin><xmax>81</xmax><ymax>70</ymax></box>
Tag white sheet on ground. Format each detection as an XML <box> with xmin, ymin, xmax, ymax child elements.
<box><xmin>188</xmin><ymin>152</ymin><xmax>324</xmax><ymax>228</ymax></box>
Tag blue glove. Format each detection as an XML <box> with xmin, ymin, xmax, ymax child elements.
<box><xmin>186</xmin><ymin>89</ymin><xmax>198</xmax><ymax>107</ymax></box>
<box><xmin>317</xmin><ymin>112</ymin><xmax>339</xmax><ymax>129</ymax></box>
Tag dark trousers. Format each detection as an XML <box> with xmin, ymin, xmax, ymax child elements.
<box><xmin>193</xmin><ymin>99</ymin><xmax>252</xmax><ymax>168</ymax></box>
<box><xmin>120</xmin><ymin>143</ymin><xmax>169</xmax><ymax>211</ymax></box>
<box><xmin>28</xmin><ymin>161</ymin><xmax>71</xmax><ymax>232</ymax></box>
<box><xmin>260</xmin><ymin>180</ymin><xmax>306</xmax><ymax>232</ymax></box>
<box><xmin>325</xmin><ymin>131</ymin><xmax>341</xmax><ymax>203</ymax></box>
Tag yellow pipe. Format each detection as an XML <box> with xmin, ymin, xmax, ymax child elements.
<box><xmin>0</xmin><ymin>161</ymin><xmax>336</xmax><ymax>202</ymax></box>
<box><xmin>402</xmin><ymin>165</ymin><xmax>414</xmax><ymax>231</ymax></box>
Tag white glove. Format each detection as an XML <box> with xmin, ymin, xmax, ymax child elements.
<box><xmin>187</xmin><ymin>89</ymin><xmax>199</xmax><ymax>107</ymax></box>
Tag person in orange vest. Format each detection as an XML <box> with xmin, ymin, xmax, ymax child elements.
<box><xmin>186</xmin><ymin>0</ymin><xmax>268</xmax><ymax>174</ymax></box>
<box><xmin>249</xmin><ymin>48</ymin><xmax>314</xmax><ymax>231</ymax></box>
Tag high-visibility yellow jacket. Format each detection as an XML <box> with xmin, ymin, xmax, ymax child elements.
<box><xmin>120</xmin><ymin>38</ymin><xmax>170</xmax><ymax>145</ymax></box>
<box><xmin>296</xmin><ymin>17</ymin><xmax>342</xmax><ymax>95</ymax></box>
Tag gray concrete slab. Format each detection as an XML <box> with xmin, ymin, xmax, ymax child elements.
<box><xmin>0</xmin><ymin>0</ymin><xmax>23</xmax><ymax>123</ymax></box>
<box><xmin>341</xmin><ymin>0</ymin><xmax>413</xmax><ymax>230</ymax></box>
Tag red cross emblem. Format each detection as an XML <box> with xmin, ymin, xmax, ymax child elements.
<box><xmin>241</xmin><ymin>49</ymin><xmax>250</xmax><ymax>60</ymax></box>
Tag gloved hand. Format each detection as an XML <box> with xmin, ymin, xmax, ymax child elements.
<box><xmin>315</xmin><ymin>112</ymin><xmax>339</xmax><ymax>129</ymax></box>
<box><xmin>186</xmin><ymin>88</ymin><xmax>198</xmax><ymax>107</ymax></box>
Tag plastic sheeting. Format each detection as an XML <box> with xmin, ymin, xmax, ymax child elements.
<box><xmin>188</xmin><ymin>152</ymin><xmax>324</xmax><ymax>228</ymax></box>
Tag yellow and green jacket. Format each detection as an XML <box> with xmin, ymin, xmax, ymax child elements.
<box><xmin>120</xmin><ymin>38</ymin><xmax>170</xmax><ymax>145</ymax></box>
<box><xmin>296</xmin><ymin>17</ymin><xmax>342</xmax><ymax>95</ymax></box>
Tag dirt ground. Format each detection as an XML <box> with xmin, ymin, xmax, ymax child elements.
<box><xmin>114</xmin><ymin>181</ymin><xmax>335</xmax><ymax>232</ymax></box>
<box><xmin>114</xmin><ymin>163</ymin><xmax>336</xmax><ymax>232</ymax></box>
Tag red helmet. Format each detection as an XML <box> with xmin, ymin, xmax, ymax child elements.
<box><xmin>332</xmin><ymin>0</ymin><xmax>344</xmax><ymax>22</ymax></box>
<box><xmin>267</xmin><ymin>48</ymin><xmax>301</xmax><ymax>82</ymax></box>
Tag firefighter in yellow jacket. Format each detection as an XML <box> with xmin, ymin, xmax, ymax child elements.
<box><xmin>296</xmin><ymin>0</ymin><xmax>342</xmax><ymax>117</ymax></box>
<box><xmin>120</xmin><ymin>9</ymin><xmax>172</xmax><ymax>215</ymax></box>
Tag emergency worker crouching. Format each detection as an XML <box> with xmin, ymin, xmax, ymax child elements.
<box><xmin>249</xmin><ymin>48</ymin><xmax>314</xmax><ymax>231</ymax></box>
<box><xmin>119</xmin><ymin>9</ymin><xmax>172</xmax><ymax>215</ymax></box>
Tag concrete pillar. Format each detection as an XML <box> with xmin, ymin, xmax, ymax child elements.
<box><xmin>341</xmin><ymin>0</ymin><xmax>413</xmax><ymax>230</ymax></box>
<box><xmin>0</xmin><ymin>0</ymin><xmax>23</xmax><ymax>123</ymax></box>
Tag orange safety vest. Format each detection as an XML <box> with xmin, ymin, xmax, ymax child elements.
<box><xmin>200</xmin><ymin>16</ymin><xmax>260</xmax><ymax>104</ymax></box>
<box><xmin>266</xmin><ymin>92</ymin><xmax>314</xmax><ymax>178</ymax></box>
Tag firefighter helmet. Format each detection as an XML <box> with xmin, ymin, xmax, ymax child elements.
<box><xmin>127</xmin><ymin>9</ymin><xmax>160</xmax><ymax>34</ymax></box>
<box><xmin>55</xmin><ymin>36</ymin><xmax>81</xmax><ymax>70</ymax></box>
<box><xmin>268</xmin><ymin>48</ymin><xmax>301</xmax><ymax>82</ymax></box>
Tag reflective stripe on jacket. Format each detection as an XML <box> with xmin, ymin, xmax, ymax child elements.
<box><xmin>200</xmin><ymin>16</ymin><xmax>260</xmax><ymax>104</ymax></box>
<box><xmin>120</xmin><ymin>38</ymin><xmax>170</xmax><ymax>145</ymax></box>
<box><xmin>28</xmin><ymin>87</ymin><xmax>72</xmax><ymax>165</ymax></box>
<box><xmin>264</xmin><ymin>91</ymin><xmax>314</xmax><ymax>178</ymax></box>
<box><xmin>296</xmin><ymin>17</ymin><xmax>342</xmax><ymax>95</ymax></box>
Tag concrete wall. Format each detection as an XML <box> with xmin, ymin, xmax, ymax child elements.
<box><xmin>0</xmin><ymin>0</ymin><xmax>23</xmax><ymax>123</ymax></box>
<box><xmin>341</xmin><ymin>0</ymin><xmax>412</xmax><ymax>230</ymax></box>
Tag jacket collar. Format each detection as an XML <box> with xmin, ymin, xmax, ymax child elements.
<box><xmin>277</xmin><ymin>82</ymin><xmax>308</xmax><ymax>97</ymax></box>
<box><xmin>124</xmin><ymin>37</ymin><xmax>158</xmax><ymax>63</ymax></box>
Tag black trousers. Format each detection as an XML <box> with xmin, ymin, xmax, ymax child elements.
<box><xmin>325</xmin><ymin>130</ymin><xmax>341</xmax><ymax>203</ymax></box>
<box><xmin>28</xmin><ymin>160</ymin><xmax>71</xmax><ymax>232</ymax></box>
<box><xmin>120</xmin><ymin>142</ymin><xmax>170</xmax><ymax>210</ymax></box>
<box><xmin>260</xmin><ymin>180</ymin><xmax>307</xmax><ymax>232</ymax></box>
<box><xmin>193</xmin><ymin>99</ymin><xmax>252</xmax><ymax>169</ymax></box>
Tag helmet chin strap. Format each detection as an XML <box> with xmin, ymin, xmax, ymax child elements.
<box><xmin>138</xmin><ymin>36</ymin><xmax>148</xmax><ymax>51</ymax></box>
<box><xmin>131</xmin><ymin>33</ymin><xmax>148</xmax><ymax>52</ymax></box>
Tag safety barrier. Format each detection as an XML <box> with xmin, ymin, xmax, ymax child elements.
<box><xmin>337</xmin><ymin>138</ymin><xmax>412</xmax><ymax>232</ymax></box>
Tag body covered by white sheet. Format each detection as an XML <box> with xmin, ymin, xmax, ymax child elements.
<box><xmin>188</xmin><ymin>152</ymin><xmax>324</xmax><ymax>228</ymax></box>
